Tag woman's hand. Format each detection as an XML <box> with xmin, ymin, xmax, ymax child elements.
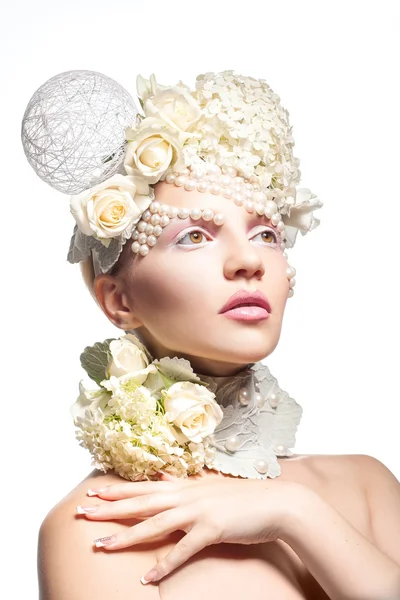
<box><xmin>76</xmin><ymin>472</ymin><xmax>307</xmax><ymax>584</ymax></box>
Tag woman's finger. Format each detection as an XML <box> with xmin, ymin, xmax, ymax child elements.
<box><xmin>87</xmin><ymin>478</ymin><xmax>177</xmax><ymax>499</ymax></box>
<box><xmin>93</xmin><ymin>508</ymin><xmax>187</xmax><ymax>550</ymax></box>
<box><xmin>141</xmin><ymin>527</ymin><xmax>212</xmax><ymax>584</ymax></box>
<box><xmin>77</xmin><ymin>493</ymin><xmax>176</xmax><ymax>520</ymax></box>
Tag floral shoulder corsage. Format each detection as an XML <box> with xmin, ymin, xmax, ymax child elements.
<box><xmin>71</xmin><ymin>334</ymin><xmax>223</xmax><ymax>480</ymax></box>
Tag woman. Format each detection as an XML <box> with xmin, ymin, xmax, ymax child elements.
<box><xmin>22</xmin><ymin>70</ymin><xmax>400</xmax><ymax>599</ymax></box>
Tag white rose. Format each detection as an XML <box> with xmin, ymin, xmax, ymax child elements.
<box><xmin>136</xmin><ymin>74</ymin><xmax>170</xmax><ymax>103</ymax></box>
<box><xmin>70</xmin><ymin>381</ymin><xmax>111</xmax><ymax>421</ymax></box>
<box><xmin>125</xmin><ymin>118</ymin><xmax>186</xmax><ymax>184</ymax></box>
<box><xmin>106</xmin><ymin>334</ymin><xmax>154</xmax><ymax>384</ymax></box>
<box><xmin>281</xmin><ymin>188</ymin><xmax>323</xmax><ymax>247</ymax></box>
<box><xmin>144</xmin><ymin>86</ymin><xmax>201</xmax><ymax>133</ymax></box>
<box><xmin>163</xmin><ymin>381</ymin><xmax>223</xmax><ymax>444</ymax></box>
<box><xmin>70</xmin><ymin>174</ymin><xmax>152</xmax><ymax>244</ymax></box>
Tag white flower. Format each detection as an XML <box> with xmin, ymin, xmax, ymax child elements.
<box><xmin>125</xmin><ymin>118</ymin><xmax>186</xmax><ymax>183</ymax></box>
<box><xmin>136</xmin><ymin>74</ymin><xmax>169</xmax><ymax>103</ymax></box>
<box><xmin>143</xmin><ymin>85</ymin><xmax>201</xmax><ymax>133</ymax></box>
<box><xmin>106</xmin><ymin>334</ymin><xmax>151</xmax><ymax>380</ymax></box>
<box><xmin>162</xmin><ymin>381</ymin><xmax>223</xmax><ymax>444</ymax></box>
<box><xmin>70</xmin><ymin>174</ymin><xmax>152</xmax><ymax>244</ymax></box>
<box><xmin>281</xmin><ymin>188</ymin><xmax>323</xmax><ymax>244</ymax></box>
<box><xmin>70</xmin><ymin>381</ymin><xmax>111</xmax><ymax>422</ymax></box>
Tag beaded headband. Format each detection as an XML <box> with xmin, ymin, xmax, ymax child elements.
<box><xmin>21</xmin><ymin>69</ymin><xmax>323</xmax><ymax>286</ymax></box>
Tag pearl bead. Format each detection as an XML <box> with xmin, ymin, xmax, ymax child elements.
<box><xmin>159</xmin><ymin>204</ymin><xmax>170</xmax><ymax>215</ymax></box>
<box><xmin>138</xmin><ymin>232</ymin><xmax>147</xmax><ymax>245</ymax></box>
<box><xmin>132</xmin><ymin>230</ymin><xmax>139</xmax><ymax>241</ymax></box>
<box><xmin>184</xmin><ymin>179</ymin><xmax>197</xmax><ymax>191</ymax></box>
<box><xmin>266</xmin><ymin>200</ymin><xmax>278</xmax><ymax>213</ymax></box>
<box><xmin>178</xmin><ymin>208</ymin><xmax>190</xmax><ymax>219</ymax></box>
<box><xmin>174</xmin><ymin>175</ymin><xmax>186</xmax><ymax>186</ymax></box>
<box><xmin>274</xmin><ymin>445</ymin><xmax>287</xmax><ymax>456</ymax></box>
<box><xmin>245</xmin><ymin>201</ymin><xmax>254</xmax><ymax>213</ymax></box>
<box><xmin>202</xmin><ymin>208</ymin><xmax>214</xmax><ymax>221</ymax></box>
<box><xmin>190</xmin><ymin>208</ymin><xmax>202</xmax><ymax>220</ymax></box>
<box><xmin>213</xmin><ymin>213</ymin><xmax>225</xmax><ymax>226</ymax></box>
<box><xmin>277</xmin><ymin>221</ymin><xmax>285</xmax><ymax>232</ymax></box>
<box><xmin>142</xmin><ymin>209</ymin><xmax>152</xmax><ymax>222</ymax></box>
<box><xmin>139</xmin><ymin>244</ymin><xmax>149</xmax><ymax>256</ymax></box>
<box><xmin>288</xmin><ymin>289</ymin><xmax>294</xmax><ymax>298</ymax></box>
<box><xmin>181</xmin><ymin>168</ymin><xmax>190</xmax><ymax>176</ymax></box>
<box><xmin>225</xmin><ymin>166</ymin><xmax>237</xmax><ymax>178</ymax></box>
<box><xmin>198</xmin><ymin>181</ymin><xmax>209</xmax><ymax>193</ymax></box>
<box><xmin>160</xmin><ymin>215</ymin><xmax>170</xmax><ymax>227</ymax></box>
<box><xmin>265</xmin><ymin>206</ymin><xmax>275</xmax><ymax>219</ymax></box>
<box><xmin>255</xmin><ymin>203</ymin><xmax>265</xmax><ymax>215</ymax></box>
<box><xmin>271</xmin><ymin>213</ymin><xmax>281</xmax><ymax>225</ymax></box>
<box><xmin>224</xmin><ymin>435</ymin><xmax>241</xmax><ymax>453</ymax></box>
<box><xmin>206</xmin><ymin>174</ymin><xmax>217</xmax><ymax>183</ymax></box>
<box><xmin>153</xmin><ymin>224</ymin><xmax>163</xmax><ymax>237</ymax></box>
<box><xmin>289</xmin><ymin>277</ymin><xmax>296</xmax><ymax>288</ymax></box>
<box><xmin>238</xmin><ymin>387</ymin><xmax>250</xmax><ymax>406</ymax></box>
<box><xmin>131</xmin><ymin>241</ymin><xmax>140</xmax><ymax>253</ymax></box>
<box><xmin>210</xmin><ymin>184</ymin><xmax>221</xmax><ymax>195</ymax></box>
<box><xmin>268</xmin><ymin>393</ymin><xmax>279</xmax><ymax>408</ymax></box>
<box><xmin>255</xmin><ymin>393</ymin><xmax>265</xmax><ymax>408</ymax></box>
<box><xmin>286</xmin><ymin>266</ymin><xmax>295</xmax><ymax>278</ymax></box>
<box><xmin>220</xmin><ymin>175</ymin><xmax>231</xmax><ymax>187</ymax></box>
<box><xmin>137</xmin><ymin>221</ymin><xmax>147</xmax><ymax>232</ymax></box>
<box><xmin>223</xmin><ymin>188</ymin><xmax>233</xmax><ymax>199</ymax></box>
<box><xmin>149</xmin><ymin>202</ymin><xmax>160</xmax><ymax>214</ymax></box>
<box><xmin>168</xmin><ymin>206</ymin><xmax>179</xmax><ymax>219</ymax></box>
<box><xmin>233</xmin><ymin>193</ymin><xmax>244</xmax><ymax>206</ymax></box>
<box><xmin>165</xmin><ymin>174</ymin><xmax>176</xmax><ymax>184</ymax></box>
<box><xmin>150</xmin><ymin>214</ymin><xmax>161</xmax><ymax>225</ymax></box>
<box><xmin>254</xmin><ymin>459</ymin><xmax>269</xmax><ymax>474</ymax></box>
<box><xmin>147</xmin><ymin>235</ymin><xmax>157</xmax><ymax>247</ymax></box>
<box><xmin>252</xmin><ymin>191</ymin><xmax>266</xmax><ymax>203</ymax></box>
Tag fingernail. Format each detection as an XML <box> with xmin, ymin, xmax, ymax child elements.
<box><xmin>94</xmin><ymin>536</ymin><xmax>116</xmax><ymax>548</ymax></box>
<box><xmin>140</xmin><ymin>570</ymin><xmax>158</xmax><ymax>584</ymax></box>
<box><xmin>87</xmin><ymin>487</ymin><xmax>107</xmax><ymax>496</ymax></box>
<box><xmin>76</xmin><ymin>505</ymin><xmax>98</xmax><ymax>514</ymax></box>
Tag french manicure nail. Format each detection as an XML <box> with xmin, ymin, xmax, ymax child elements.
<box><xmin>94</xmin><ymin>536</ymin><xmax>116</xmax><ymax>548</ymax></box>
<box><xmin>140</xmin><ymin>570</ymin><xmax>158</xmax><ymax>584</ymax></box>
<box><xmin>87</xmin><ymin>487</ymin><xmax>107</xmax><ymax>496</ymax></box>
<box><xmin>76</xmin><ymin>505</ymin><xmax>98</xmax><ymax>514</ymax></box>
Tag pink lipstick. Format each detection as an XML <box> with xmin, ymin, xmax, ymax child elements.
<box><xmin>219</xmin><ymin>290</ymin><xmax>271</xmax><ymax>322</ymax></box>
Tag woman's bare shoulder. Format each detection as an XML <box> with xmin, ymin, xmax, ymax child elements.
<box><xmin>38</xmin><ymin>470</ymin><xmax>159</xmax><ymax>600</ymax></box>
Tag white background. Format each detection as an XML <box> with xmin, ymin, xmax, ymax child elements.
<box><xmin>2</xmin><ymin>0</ymin><xmax>399</xmax><ymax>597</ymax></box>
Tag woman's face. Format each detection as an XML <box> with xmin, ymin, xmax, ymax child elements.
<box><xmin>102</xmin><ymin>181</ymin><xmax>291</xmax><ymax>376</ymax></box>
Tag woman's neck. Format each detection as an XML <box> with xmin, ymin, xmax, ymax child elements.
<box><xmin>132</xmin><ymin>329</ymin><xmax>254</xmax><ymax>377</ymax></box>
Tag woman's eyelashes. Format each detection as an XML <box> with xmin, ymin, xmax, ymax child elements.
<box><xmin>175</xmin><ymin>226</ymin><xmax>280</xmax><ymax>247</ymax></box>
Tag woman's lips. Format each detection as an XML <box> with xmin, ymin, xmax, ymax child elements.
<box><xmin>221</xmin><ymin>305</ymin><xmax>271</xmax><ymax>321</ymax></box>
<box><xmin>219</xmin><ymin>290</ymin><xmax>272</xmax><ymax>321</ymax></box>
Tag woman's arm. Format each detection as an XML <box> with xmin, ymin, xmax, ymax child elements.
<box><xmin>280</xmin><ymin>456</ymin><xmax>400</xmax><ymax>600</ymax></box>
<box><xmin>38</xmin><ymin>494</ymin><xmax>160</xmax><ymax>599</ymax></box>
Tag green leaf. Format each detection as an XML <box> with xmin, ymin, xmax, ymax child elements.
<box><xmin>80</xmin><ymin>338</ymin><xmax>114</xmax><ymax>386</ymax></box>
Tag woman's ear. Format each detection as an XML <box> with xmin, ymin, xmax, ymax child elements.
<box><xmin>94</xmin><ymin>274</ymin><xmax>143</xmax><ymax>330</ymax></box>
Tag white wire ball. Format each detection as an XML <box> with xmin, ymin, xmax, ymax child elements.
<box><xmin>21</xmin><ymin>70</ymin><xmax>139</xmax><ymax>194</ymax></box>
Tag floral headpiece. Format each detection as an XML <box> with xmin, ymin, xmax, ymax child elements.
<box><xmin>21</xmin><ymin>69</ymin><xmax>323</xmax><ymax>274</ymax></box>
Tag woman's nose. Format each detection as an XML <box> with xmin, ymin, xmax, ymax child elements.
<box><xmin>223</xmin><ymin>241</ymin><xmax>265</xmax><ymax>280</ymax></box>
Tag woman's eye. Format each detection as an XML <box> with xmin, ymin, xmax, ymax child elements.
<box><xmin>176</xmin><ymin>230</ymin><xmax>208</xmax><ymax>245</ymax></box>
<box><xmin>252</xmin><ymin>229</ymin><xmax>278</xmax><ymax>244</ymax></box>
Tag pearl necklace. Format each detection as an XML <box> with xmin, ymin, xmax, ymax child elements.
<box><xmin>200</xmin><ymin>361</ymin><xmax>303</xmax><ymax>479</ymax></box>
